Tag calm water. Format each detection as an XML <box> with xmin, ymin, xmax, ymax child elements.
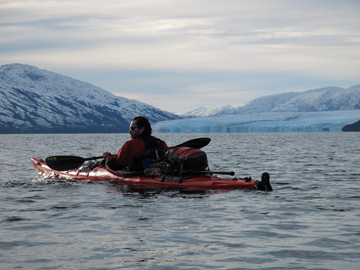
<box><xmin>0</xmin><ymin>133</ymin><xmax>359</xmax><ymax>270</ymax></box>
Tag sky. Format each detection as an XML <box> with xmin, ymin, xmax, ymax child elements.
<box><xmin>1</xmin><ymin>0</ymin><xmax>360</xmax><ymax>114</ymax></box>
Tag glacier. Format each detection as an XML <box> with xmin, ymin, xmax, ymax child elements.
<box><xmin>153</xmin><ymin>110</ymin><xmax>360</xmax><ymax>133</ymax></box>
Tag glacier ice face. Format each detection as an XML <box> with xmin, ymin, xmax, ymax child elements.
<box><xmin>153</xmin><ymin>110</ymin><xmax>360</xmax><ymax>133</ymax></box>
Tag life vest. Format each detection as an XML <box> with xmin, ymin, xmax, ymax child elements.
<box><xmin>130</xmin><ymin>136</ymin><xmax>167</xmax><ymax>171</ymax></box>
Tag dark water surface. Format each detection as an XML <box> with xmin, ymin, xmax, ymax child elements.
<box><xmin>1</xmin><ymin>133</ymin><xmax>359</xmax><ymax>269</ymax></box>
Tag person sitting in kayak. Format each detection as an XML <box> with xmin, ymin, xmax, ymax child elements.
<box><xmin>103</xmin><ymin>116</ymin><xmax>169</xmax><ymax>171</ymax></box>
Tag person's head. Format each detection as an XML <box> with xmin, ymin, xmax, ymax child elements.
<box><xmin>129</xmin><ymin>116</ymin><xmax>152</xmax><ymax>139</ymax></box>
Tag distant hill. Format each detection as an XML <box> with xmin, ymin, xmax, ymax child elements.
<box><xmin>181</xmin><ymin>85</ymin><xmax>360</xmax><ymax>117</ymax></box>
<box><xmin>342</xmin><ymin>120</ymin><xmax>360</xmax><ymax>132</ymax></box>
<box><xmin>0</xmin><ymin>64</ymin><xmax>179</xmax><ymax>133</ymax></box>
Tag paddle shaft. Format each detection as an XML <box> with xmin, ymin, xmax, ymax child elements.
<box><xmin>82</xmin><ymin>156</ymin><xmax>103</xmax><ymax>161</ymax></box>
<box><xmin>200</xmin><ymin>171</ymin><xmax>235</xmax><ymax>176</ymax></box>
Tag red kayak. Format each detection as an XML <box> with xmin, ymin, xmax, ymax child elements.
<box><xmin>31</xmin><ymin>157</ymin><xmax>272</xmax><ymax>192</ymax></box>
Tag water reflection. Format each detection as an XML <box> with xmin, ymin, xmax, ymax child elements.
<box><xmin>106</xmin><ymin>182</ymin><xmax>222</xmax><ymax>199</ymax></box>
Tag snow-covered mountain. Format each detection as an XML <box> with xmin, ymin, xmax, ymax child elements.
<box><xmin>2</xmin><ymin>63</ymin><xmax>359</xmax><ymax>134</ymax></box>
<box><xmin>271</xmin><ymin>85</ymin><xmax>360</xmax><ymax>112</ymax></box>
<box><xmin>0</xmin><ymin>64</ymin><xmax>179</xmax><ymax>133</ymax></box>
<box><xmin>161</xmin><ymin>85</ymin><xmax>360</xmax><ymax>133</ymax></box>
<box><xmin>182</xmin><ymin>85</ymin><xmax>360</xmax><ymax>117</ymax></box>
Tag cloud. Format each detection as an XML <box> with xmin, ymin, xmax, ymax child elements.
<box><xmin>1</xmin><ymin>0</ymin><xmax>359</xmax><ymax>112</ymax></box>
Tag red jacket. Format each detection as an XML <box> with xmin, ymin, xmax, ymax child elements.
<box><xmin>107</xmin><ymin>138</ymin><xmax>169</xmax><ymax>168</ymax></box>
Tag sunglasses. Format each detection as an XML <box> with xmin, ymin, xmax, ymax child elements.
<box><xmin>130</xmin><ymin>126</ymin><xmax>138</xmax><ymax>131</ymax></box>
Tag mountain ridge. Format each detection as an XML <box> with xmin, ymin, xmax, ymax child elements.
<box><xmin>181</xmin><ymin>85</ymin><xmax>360</xmax><ymax>117</ymax></box>
<box><xmin>0</xmin><ymin>63</ymin><xmax>179</xmax><ymax>133</ymax></box>
<box><xmin>1</xmin><ymin>63</ymin><xmax>359</xmax><ymax>134</ymax></box>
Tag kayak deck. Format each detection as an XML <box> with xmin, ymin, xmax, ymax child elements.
<box><xmin>31</xmin><ymin>157</ymin><xmax>272</xmax><ymax>191</ymax></box>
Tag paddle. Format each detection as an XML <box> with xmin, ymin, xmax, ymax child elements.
<box><xmin>46</xmin><ymin>137</ymin><xmax>211</xmax><ymax>171</ymax></box>
<box><xmin>45</xmin><ymin>155</ymin><xmax>103</xmax><ymax>171</ymax></box>
<box><xmin>170</xmin><ymin>137</ymin><xmax>211</xmax><ymax>149</ymax></box>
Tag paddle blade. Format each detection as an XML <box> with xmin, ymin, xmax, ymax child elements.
<box><xmin>171</xmin><ymin>137</ymin><xmax>211</xmax><ymax>149</ymax></box>
<box><xmin>46</xmin><ymin>155</ymin><xmax>86</xmax><ymax>171</ymax></box>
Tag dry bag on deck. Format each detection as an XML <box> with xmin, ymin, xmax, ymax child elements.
<box><xmin>165</xmin><ymin>147</ymin><xmax>208</xmax><ymax>175</ymax></box>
